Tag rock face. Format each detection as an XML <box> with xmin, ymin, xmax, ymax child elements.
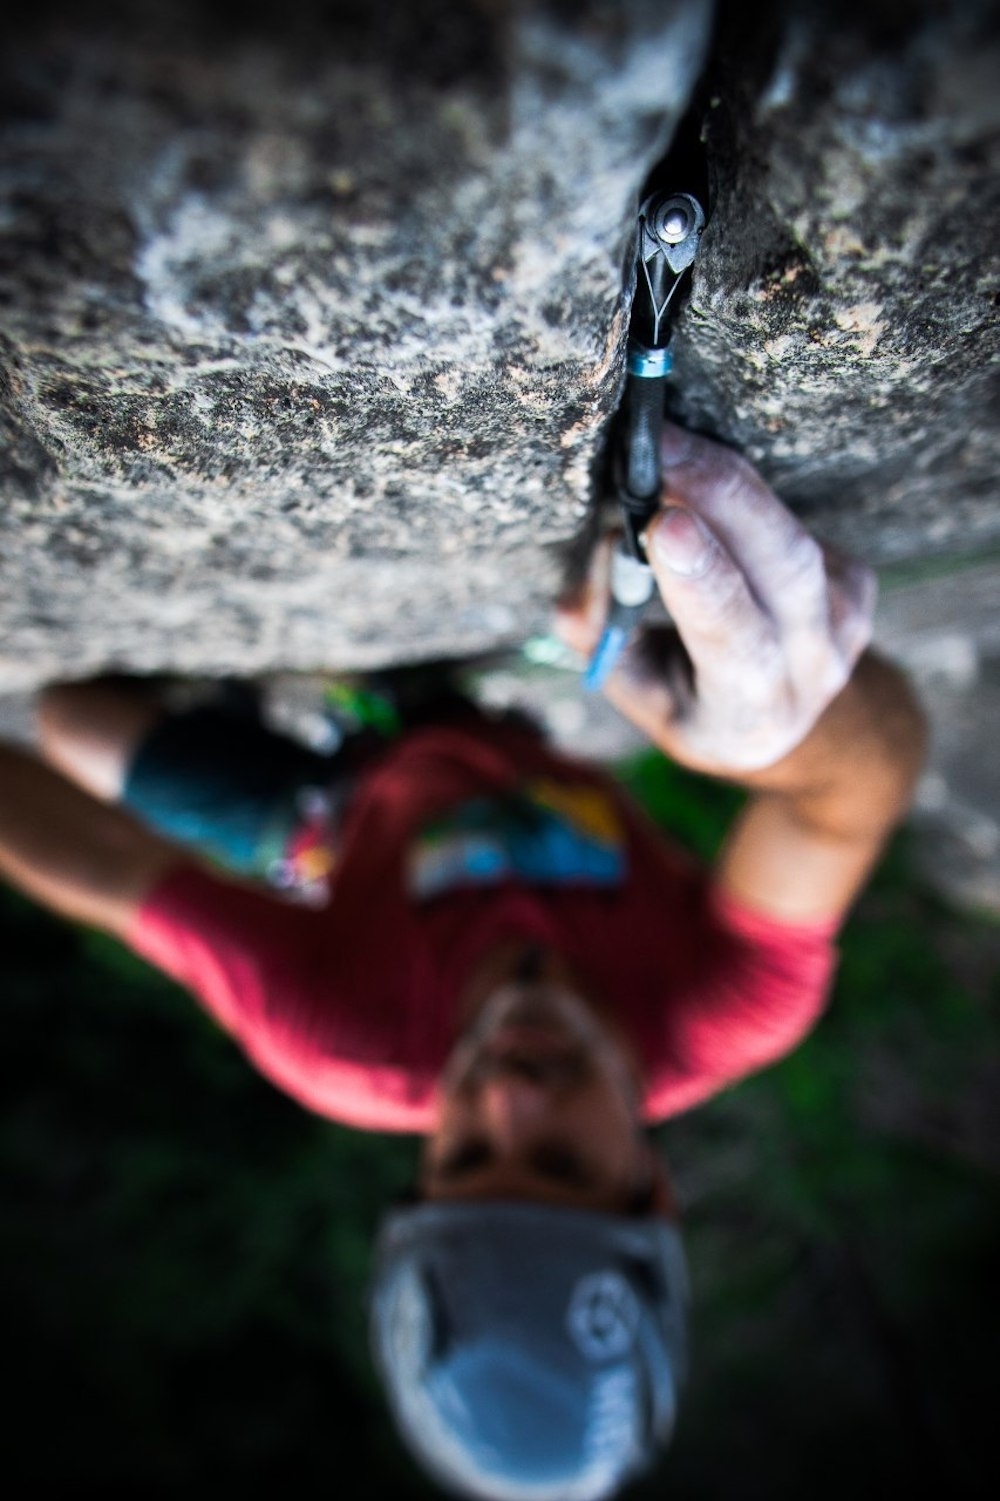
<box><xmin>676</xmin><ymin>0</ymin><xmax>1000</xmax><ymax>568</ymax></box>
<box><xmin>0</xmin><ymin>0</ymin><xmax>711</xmax><ymax>686</ymax></box>
<box><xmin>0</xmin><ymin>0</ymin><xmax>998</xmax><ymax>693</ymax></box>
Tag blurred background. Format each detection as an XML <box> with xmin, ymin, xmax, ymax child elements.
<box><xmin>2</xmin><ymin>655</ymin><xmax>999</xmax><ymax>1498</ymax></box>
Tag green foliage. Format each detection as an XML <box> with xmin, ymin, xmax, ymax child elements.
<box><xmin>0</xmin><ymin>887</ymin><xmax>429</xmax><ymax>1495</ymax></box>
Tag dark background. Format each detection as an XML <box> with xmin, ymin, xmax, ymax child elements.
<box><xmin>3</xmin><ymin>751</ymin><xmax>997</xmax><ymax>1498</ymax></box>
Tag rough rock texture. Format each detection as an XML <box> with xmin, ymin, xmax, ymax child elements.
<box><xmin>0</xmin><ymin>0</ymin><xmax>712</xmax><ymax>686</ymax></box>
<box><xmin>874</xmin><ymin>556</ymin><xmax>1000</xmax><ymax>913</ymax></box>
<box><xmin>2</xmin><ymin>1</ymin><xmax>998</xmax><ymax>690</ymax></box>
<box><xmin>674</xmin><ymin>0</ymin><xmax>1000</xmax><ymax>567</ymax></box>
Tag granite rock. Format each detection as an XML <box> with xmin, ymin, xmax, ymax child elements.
<box><xmin>0</xmin><ymin>0</ymin><xmax>711</xmax><ymax>687</ymax></box>
<box><xmin>0</xmin><ymin>0</ymin><xmax>998</xmax><ymax>693</ymax></box>
<box><xmin>676</xmin><ymin>0</ymin><xmax>1000</xmax><ymax>566</ymax></box>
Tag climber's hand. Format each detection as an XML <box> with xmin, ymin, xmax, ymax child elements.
<box><xmin>555</xmin><ymin>422</ymin><xmax>876</xmax><ymax>780</ymax></box>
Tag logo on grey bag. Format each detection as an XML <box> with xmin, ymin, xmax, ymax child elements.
<box><xmin>567</xmin><ymin>1272</ymin><xmax>640</xmax><ymax>1362</ymax></box>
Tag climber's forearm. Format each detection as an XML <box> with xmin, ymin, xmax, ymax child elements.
<box><xmin>716</xmin><ymin>654</ymin><xmax>927</xmax><ymax>922</ymax></box>
<box><xmin>0</xmin><ymin>743</ymin><xmax>178</xmax><ymax>936</ymax></box>
<box><xmin>737</xmin><ymin>654</ymin><xmax>926</xmax><ymax>833</ymax></box>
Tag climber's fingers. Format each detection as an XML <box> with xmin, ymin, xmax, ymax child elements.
<box><xmin>655</xmin><ymin>423</ymin><xmax>861</xmax><ymax>638</ymax></box>
<box><xmin>640</xmin><ymin>505</ymin><xmax>776</xmax><ymax>695</ymax></box>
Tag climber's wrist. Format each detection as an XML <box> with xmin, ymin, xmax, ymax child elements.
<box><xmin>737</xmin><ymin>652</ymin><xmax>927</xmax><ymax>840</ymax></box>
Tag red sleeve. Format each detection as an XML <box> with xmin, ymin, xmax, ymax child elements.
<box><xmin>126</xmin><ymin>863</ymin><xmax>324</xmax><ymax>1042</ymax></box>
<box><xmin>642</xmin><ymin>884</ymin><xmax>839</xmax><ymax>1120</ymax></box>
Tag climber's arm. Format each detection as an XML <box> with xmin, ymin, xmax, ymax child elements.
<box><xmin>710</xmin><ymin>651</ymin><xmax>926</xmax><ymax>923</ymax></box>
<box><xmin>556</xmin><ymin>424</ymin><xmax>926</xmax><ymax>926</ymax></box>
<box><xmin>0</xmin><ymin>743</ymin><xmax>179</xmax><ymax>938</ymax></box>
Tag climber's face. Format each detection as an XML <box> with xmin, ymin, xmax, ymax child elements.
<box><xmin>423</xmin><ymin>958</ymin><xmax>667</xmax><ymax>1214</ymax></box>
